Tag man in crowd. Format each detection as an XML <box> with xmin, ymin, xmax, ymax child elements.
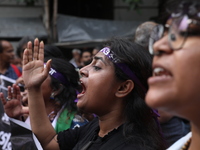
<box><xmin>81</xmin><ymin>50</ymin><xmax>92</xmax><ymax>67</ymax></box>
<box><xmin>69</xmin><ymin>49</ymin><xmax>82</xmax><ymax>68</ymax></box>
<box><xmin>0</xmin><ymin>40</ymin><xmax>21</xmax><ymax>80</ymax></box>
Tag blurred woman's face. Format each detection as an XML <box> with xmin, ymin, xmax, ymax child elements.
<box><xmin>41</xmin><ymin>75</ymin><xmax>53</xmax><ymax>102</ymax></box>
<box><xmin>77</xmin><ymin>52</ymin><xmax>122</xmax><ymax>115</ymax></box>
<box><xmin>146</xmin><ymin>17</ymin><xmax>200</xmax><ymax>118</ymax></box>
<box><xmin>19</xmin><ymin>75</ymin><xmax>53</xmax><ymax>105</ymax></box>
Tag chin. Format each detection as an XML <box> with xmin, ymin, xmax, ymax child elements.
<box><xmin>145</xmin><ymin>89</ymin><xmax>174</xmax><ymax>109</ymax></box>
<box><xmin>76</xmin><ymin>101</ymin><xmax>83</xmax><ymax>109</ymax></box>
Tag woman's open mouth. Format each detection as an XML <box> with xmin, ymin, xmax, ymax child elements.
<box><xmin>148</xmin><ymin>67</ymin><xmax>172</xmax><ymax>84</ymax></box>
<box><xmin>77</xmin><ymin>81</ymin><xmax>86</xmax><ymax>99</ymax></box>
<box><xmin>153</xmin><ymin>67</ymin><xmax>171</xmax><ymax>77</ymax></box>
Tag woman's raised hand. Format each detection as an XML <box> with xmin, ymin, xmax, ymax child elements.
<box><xmin>0</xmin><ymin>84</ymin><xmax>29</xmax><ymax>119</ymax></box>
<box><xmin>22</xmin><ymin>38</ymin><xmax>51</xmax><ymax>89</ymax></box>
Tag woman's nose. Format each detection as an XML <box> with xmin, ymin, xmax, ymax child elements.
<box><xmin>79</xmin><ymin>66</ymin><xmax>89</xmax><ymax>77</ymax></box>
<box><xmin>153</xmin><ymin>35</ymin><xmax>173</xmax><ymax>56</ymax></box>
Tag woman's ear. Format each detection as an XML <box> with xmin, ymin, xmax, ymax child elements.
<box><xmin>115</xmin><ymin>80</ymin><xmax>134</xmax><ymax>98</ymax></box>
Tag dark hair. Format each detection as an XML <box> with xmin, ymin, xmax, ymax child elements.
<box><xmin>44</xmin><ymin>45</ymin><xmax>65</xmax><ymax>59</ymax></box>
<box><xmin>104</xmin><ymin>37</ymin><xmax>166</xmax><ymax>149</ymax></box>
<box><xmin>16</xmin><ymin>36</ymin><xmax>35</xmax><ymax>58</ymax></box>
<box><xmin>44</xmin><ymin>57</ymin><xmax>81</xmax><ymax>113</ymax></box>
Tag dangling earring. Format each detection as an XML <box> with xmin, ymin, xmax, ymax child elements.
<box><xmin>50</xmin><ymin>92</ymin><xmax>55</xmax><ymax>99</ymax></box>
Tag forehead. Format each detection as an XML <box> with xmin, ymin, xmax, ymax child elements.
<box><xmin>95</xmin><ymin>52</ymin><xmax>113</xmax><ymax>65</ymax></box>
<box><xmin>82</xmin><ymin>52</ymin><xmax>91</xmax><ymax>56</ymax></box>
<box><xmin>2</xmin><ymin>41</ymin><xmax>13</xmax><ymax>51</ymax></box>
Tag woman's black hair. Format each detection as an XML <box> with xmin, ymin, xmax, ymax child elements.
<box><xmin>44</xmin><ymin>57</ymin><xmax>81</xmax><ymax>113</ymax></box>
<box><xmin>104</xmin><ymin>37</ymin><xmax>166</xmax><ymax>149</ymax></box>
<box><xmin>44</xmin><ymin>45</ymin><xmax>65</xmax><ymax>59</ymax></box>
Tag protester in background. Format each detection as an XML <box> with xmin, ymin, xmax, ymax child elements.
<box><xmin>0</xmin><ymin>40</ymin><xmax>22</xmax><ymax>149</ymax></box>
<box><xmin>69</xmin><ymin>49</ymin><xmax>82</xmax><ymax>68</ymax></box>
<box><xmin>146</xmin><ymin>0</ymin><xmax>200</xmax><ymax>149</ymax></box>
<box><xmin>134</xmin><ymin>21</ymin><xmax>158</xmax><ymax>50</ymax></box>
<box><xmin>0</xmin><ymin>40</ymin><xmax>21</xmax><ymax>80</ymax></box>
<box><xmin>1</xmin><ymin>56</ymin><xmax>88</xmax><ymax>133</ymax></box>
<box><xmin>21</xmin><ymin>38</ymin><xmax>166</xmax><ymax>149</ymax></box>
<box><xmin>80</xmin><ymin>50</ymin><xmax>92</xmax><ymax>67</ymax></box>
<box><xmin>1</xmin><ymin>42</ymin><xmax>89</xmax><ymax>133</ymax></box>
<box><xmin>134</xmin><ymin>21</ymin><xmax>190</xmax><ymax>147</ymax></box>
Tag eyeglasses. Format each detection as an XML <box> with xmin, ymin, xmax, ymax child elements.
<box><xmin>149</xmin><ymin>15</ymin><xmax>200</xmax><ymax>55</ymax></box>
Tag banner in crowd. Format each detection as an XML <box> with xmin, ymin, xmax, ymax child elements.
<box><xmin>0</xmin><ymin>102</ymin><xmax>12</xmax><ymax>150</ymax></box>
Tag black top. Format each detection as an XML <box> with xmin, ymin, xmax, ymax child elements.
<box><xmin>57</xmin><ymin>118</ymin><xmax>145</xmax><ymax>150</ymax></box>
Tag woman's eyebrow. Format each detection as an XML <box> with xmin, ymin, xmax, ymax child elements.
<box><xmin>93</xmin><ymin>56</ymin><xmax>108</xmax><ymax>65</ymax></box>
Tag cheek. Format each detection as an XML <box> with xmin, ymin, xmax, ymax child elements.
<box><xmin>41</xmin><ymin>78</ymin><xmax>52</xmax><ymax>99</ymax></box>
<box><xmin>176</xmin><ymin>49</ymin><xmax>200</xmax><ymax>93</ymax></box>
<box><xmin>175</xmin><ymin>62</ymin><xmax>200</xmax><ymax>102</ymax></box>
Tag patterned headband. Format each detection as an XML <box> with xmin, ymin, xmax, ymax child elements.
<box><xmin>100</xmin><ymin>47</ymin><xmax>146</xmax><ymax>92</ymax></box>
<box><xmin>44</xmin><ymin>64</ymin><xmax>69</xmax><ymax>85</ymax></box>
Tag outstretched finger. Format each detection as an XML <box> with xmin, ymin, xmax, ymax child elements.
<box><xmin>27</xmin><ymin>41</ymin><xmax>33</xmax><ymax>62</ymax></box>
<box><xmin>23</xmin><ymin>48</ymin><xmax>29</xmax><ymax>66</ymax></box>
<box><xmin>16</xmin><ymin>85</ymin><xmax>21</xmax><ymax>102</ymax></box>
<box><xmin>7</xmin><ymin>86</ymin><xmax>12</xmax><ymax>100</ymax></box>
<box><xmin>12</xmin><ymin>84</ymin><xmax>17</xmax><ymax>99</ymax></box>
<box><xmin>33</xmin><ymin>38</ymin><xmax>39</xmax><ymax>60</ymax></box>
<box><xmin>0</xmin><ymin>93</ymin><xmax>6</xmax><ymax>105</ymax></box>
<box><xmin>12</xmin><ymin>84</ymin><xmax>20</xmax><ymax>100</ymax></box>
<box><xmin>38</xmin><ymin>41</ymin><xmax>44</xmax><ymax>62</ymax></box>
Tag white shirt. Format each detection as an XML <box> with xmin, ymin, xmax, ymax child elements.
<box><xmin>167</xmin><ymin>132</ymin><xmax>192</xmax><ymax>150</ymax></box>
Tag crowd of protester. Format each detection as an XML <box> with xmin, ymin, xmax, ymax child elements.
<box><xmin>0</xmin><ymin>0</ymin><xmax>200</xmax><ymax>149</ymax></box>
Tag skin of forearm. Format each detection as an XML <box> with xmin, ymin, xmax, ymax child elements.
<box><xmin>28</xmin><ymin>87</ymin><xmax>57</xmax><ymax>148</ymax></box>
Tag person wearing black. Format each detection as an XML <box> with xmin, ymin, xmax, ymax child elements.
<box><xmin>21</xmin><ymin>38</ymin><xmax>166</xmax><ymax>149</ymax></box>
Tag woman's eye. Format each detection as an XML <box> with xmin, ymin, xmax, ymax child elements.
<box><xmin>93</xmin><ymin>66</ymin><xmax>101</xmax><ymax>71</ymax></box>
<box><xmin>170</xmin><ymin>34</ymin><xmax>176</xmax><ymax>41</ymax></box>
<box><xmin>179</xmin><ymin>31</ymin><xmax>187</xmax><ymax>37</ymax></box>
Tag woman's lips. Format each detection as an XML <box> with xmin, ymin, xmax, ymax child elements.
<box><xmin>148</xmin><ymin>67</ymin><xmax>172</xmax><ymax>84</ymax></box>
<box><xmin>77</xmin><ymin>81</ymin><xmax>86</xmax><ymax>99</ymax></box>
<box><xmin>153</xmin><ymin>67</ymin><xmax>171</xmax><ymax>76</ymax></box>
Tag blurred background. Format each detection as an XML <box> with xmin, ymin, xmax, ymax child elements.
<box><xmin>0</xmin><ymin>0</ymin><xmax>168</xmax><ymax>59</ymax></box>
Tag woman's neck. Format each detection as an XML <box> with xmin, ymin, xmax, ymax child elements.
<box><xmin>98</xmin><ymin>110</ymin><xmax>124</xmax><ymax>137</ymax></box>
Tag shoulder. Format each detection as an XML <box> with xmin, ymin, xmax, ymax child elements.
<box><xmin>57</xmin><ymin>117</ymin><xmax>99</xmax><ymax>149</ymax></box>
<box><xmin>58</xmin><ymin>117</ymin><xmax>98</xmax><ymax>137</ymax></box>
<box><xmin>167</xmin><ymin>132</ymin><xmax>192</xmax><ymax>150</ymax></box>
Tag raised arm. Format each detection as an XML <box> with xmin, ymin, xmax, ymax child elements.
<box><xmin>22</xmin><ymin>39</ymin><xmax>59</xmax><ymax>149</ymax></box>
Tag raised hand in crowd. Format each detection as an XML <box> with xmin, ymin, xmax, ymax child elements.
<box><xmin>23</xmin><ymin>39</ymin><xmax>51</xmax><ymax>89</ymax></box>
<box><xmin>0</xmin><ymin>84</ymin><xmax>29</xmax><ymax>120</ymax></box>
